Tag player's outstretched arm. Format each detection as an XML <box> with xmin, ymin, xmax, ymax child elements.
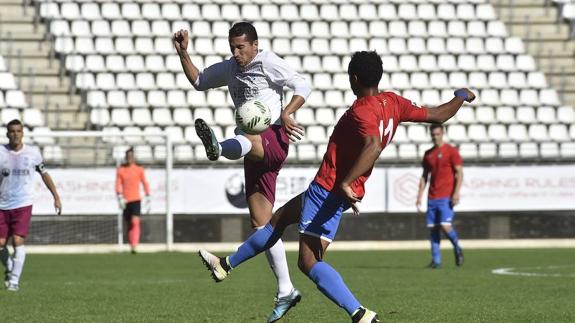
<box><xmin>173</xmin><ymin>29</ymin><xmax>201</xmax><ymax>88</ymax></box>
<box><xmin>425</xmin><ymin>88</ymin><xmax>476</xmax><ymax>124</ymax></box>
<box><xmin>339</xmin><ymin>135</ymin><xmax>382</xmax><ymax>216</ymax></box>
<box><xmin>41</xmin><ymin>172</ymin><xmax>61</xmax><ymax>215</ymax></box>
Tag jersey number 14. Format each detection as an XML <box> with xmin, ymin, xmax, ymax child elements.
<box><xmin>379</xmin><ymin>118</ymin><xmax>394</xmax><ymax>147</ymax></box>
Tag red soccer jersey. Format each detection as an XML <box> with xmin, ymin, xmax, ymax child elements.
<box><xmin>422</xmin><ymin>144</ymin><xmax>462</xmax><ymax>200</ymax></box>
<box><xmin>315</xmin><ymin>92</ymin><xmax>428</xmax><ymax>198</ymax></box>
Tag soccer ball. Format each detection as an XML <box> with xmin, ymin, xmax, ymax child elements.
<box><xmin>235</xmin><ymin>99</ymin><xmax>272</xmax><ymax>135</ymax></box>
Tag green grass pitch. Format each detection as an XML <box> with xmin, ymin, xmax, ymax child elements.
<box><xmin>1</xmin><ymin>249</ymin><xmax>574</xmax><ymax>322</ymax></box>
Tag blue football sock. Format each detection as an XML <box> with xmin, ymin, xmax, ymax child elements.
<box><xmin>445</xmin><ymin>229</ymin><xmax>461</xmax><ymax>252</ymax></box>
<box><xmin>308</xmin><ymin>262</ymin><xmax>361</xmax><ymax>316</ymax></box>
<box><xmin>229</xmin><ymin>223</ymin><xmax>280</xmax><ymax>268</ymax></box>
<box><xmin>220</xmin><ymin>136</ymin><xmax>252</xmax><ymax>160</ymax></box>
<box><xmin>430</xmin><ymin>228</ymin><xmax>441</xmax><ymax>265</ymax></box>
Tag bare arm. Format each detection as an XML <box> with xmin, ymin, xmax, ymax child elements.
<box><xmin>41</xmin><ymin>172</ymin><xmax>61</xmax><ymax>215</ymax></box>
<box><xmin>425</xmin><ymin>88</ymin><xmax>476</xmax><ymax>123</ymax></box>
<box><xmin>339</xmin><ymin>135</ymin><xmax>382</xmax><ymax>216</ymax></box>
<box><xmin>416</xmin><ymin>169</ymin><xmax>429</xmax><ymax>213</ymax></box>
<box><xmin>173</xmin><ymin>30</ymin><xmax>201</xmax><ymax>89</ymax></box>
<box><xmin>451</xmin><ymin>165</ymin><xmax>463</xmax><ymax>206</ymax></box>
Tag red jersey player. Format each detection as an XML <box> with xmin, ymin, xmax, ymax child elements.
<box><xmin>416</xmin><ymin>124</ymin><xmax>464</xmax><ymax>268</ymax></box>
<box><xmin>199</xmin><ymin>51</ymin><xmax>475</xmax><ymax>323</ymax></box>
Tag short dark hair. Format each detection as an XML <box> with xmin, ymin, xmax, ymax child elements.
<box><xmin>7</xmin><ymin>119</ymin><xmax>23</xmax><ymax>128</ymax></box>
<box><xmin>430</xmin><ymin>124</ymin><xmax>444</xmax><ymax>132</ymax></box>
<box><xmin>348</xmin><ymin>51</ymin><xmax>383</xmax><ymax>88</ymax></box>
<box><xmin>229</xmin><ymin>21</ymin><xmax>258</xmax><ymax>43</ymax></box>
<box><xmin>126</xmin><ymin>147</ymin><xmax>134</xmax><ymax>155</ymax></box>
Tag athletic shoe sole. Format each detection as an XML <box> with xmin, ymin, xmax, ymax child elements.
<box><xmin>198</xmin><ymin>250</ymin><xmax>226</xmax><ymax>283</ymax></box>
<box><xmin>195</xmin><ymin>118</ymin><xmax>219</xmax><ymax>161</ymax></box>
<box><xmin>268</xmin><ymin>292</ymin><xmax>302</xmax><ymax>323</ymax></box>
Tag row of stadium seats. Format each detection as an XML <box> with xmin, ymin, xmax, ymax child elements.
<box><xmin>54</xmin><ymin>36</ymin><xmax>527</xmax><ymax>56</ymax></box>
<box><xmin>49</xmin><ymin>19</ymin><xmax>510</xmax><ymax>39</ymax></box>
<box><xmin>88</xmin><ymin>104</ymin><xmax>575</xmax><ymax>129</ymax></box>
<box><xmin>83</xmin><ymin>87</ymin><xmax>561</xmax><ymax>109</ymax></box>
<box><xmin>39</xmin><ymin>2</ymin><xmax>496</xmax><ymax>22</ymax></box>
<box><xmin>1</xmin><ymin>108</ymin><xmax>45</xmax><ymax>127</ymax></box>
<box><xmin>85</xmin><ymin>122</ymin><xmax>575</xmax><ymax>146</ymax></box>
<box><xmin>66</xmin><ymin>53</ymin><xmax>539</xmax><ymax>74</ymax></box>
<box><xmin>76</xmin><ymin>70</ymin><xmax>549</xmax><ymax>90</ymax></box>
<box><xmin>5</xmin><ymin>139</ymin><xmax>572</xmax><ymax>165</ymax></box>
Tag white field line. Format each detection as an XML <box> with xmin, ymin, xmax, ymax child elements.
<box><xmin>492</xmin><ymin>265</ymin><xmax>575</xmax><ymax>278</ymax></box>
<box><xmin>24</xmin><ymin>239</ymin><xmax>575</xmax><ymax>254</ymax></box>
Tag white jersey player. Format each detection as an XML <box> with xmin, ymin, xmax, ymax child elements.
<box><xmin>174</xmin><ymin>22</ymin><xmax>311</xmax><ymax>322</ymax></box>
<box><xmin>0</xmin><ymin>119</ymin><xmax>61</xmax><ymax>291</ymax></box>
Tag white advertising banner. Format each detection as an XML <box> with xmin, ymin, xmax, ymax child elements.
<box><xmin>32</xmin><ymin>167</ymin><xmax>387</xmax><ymax>215</ymax></box>
<box><xmin>387</xmin><ymin>165</ymin><xmax>575</xmax><ymax>212</ymax></box>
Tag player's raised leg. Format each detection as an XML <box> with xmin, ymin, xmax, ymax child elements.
<box><xmin>195</xmin><ymin>118</ymin><xmax>255</xmax><ymax>162</ymax></box>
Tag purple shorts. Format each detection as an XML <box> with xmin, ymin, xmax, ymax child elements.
<box><xmin>0</xmin><ymin>205</ymin><xmax>33</xmax><ymax>239</ymax></box>
<box><xmin>244</xmin><ymin>125</ymin><xmax>289</xmax><ymax>206</ymax></box>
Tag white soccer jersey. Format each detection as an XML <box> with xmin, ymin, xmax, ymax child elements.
<box><xmin>194</xmin><ymin>49</ymin><xmax>312</xmax><ymax>125</ymax></box>
<box><xmin>0</xmin><ymin>144</ymin><xmax>46</xmax><ymax>210</ymax></box>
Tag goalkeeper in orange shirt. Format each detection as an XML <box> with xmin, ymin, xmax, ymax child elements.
<box><xmin>115</xmin><ymin>147</ymin><xmax>150</xmax><ymax>253</ymax></box>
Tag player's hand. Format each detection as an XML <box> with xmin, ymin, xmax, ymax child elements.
<box><xmin>451</xmin><ymin>192</ymin><xmax>460</xmax><ymax>207</ymax></box>
<box><xmin>340</xmin><ymin>183</ymin><xmax>360</xmax><ymax>216</ymax></box>
<box><xmin>416</xmin><ymin>198</ymin><xmax>423</xmax><ymax>213</ymax></box>
<box><xmin>173</xmin><ymin>29</ymin><xmax>189</xmax><ymax>54</ymax></box>
<box><xmin>456</xmin><ymin>88</ymin><xmax>476</xmax><ymax>103</ymax></box>
<box><xmin>143</xmin><ymin>195</ymin><xmax>151</xmax><ymax>214</ymax></box>
<box><xmin>280</xmin><ymin>111</ymin><xmax>305</xmax><ymax>142</ymax></box>
<box><xmin>117</xmin><ymin>195</ymin><xmax>127</xmax><ymax>210</ymax></box>
<box><xmin>54</xmin><ymin>198</ymin><xmax>62</xmax><ymax>215</ymax></box>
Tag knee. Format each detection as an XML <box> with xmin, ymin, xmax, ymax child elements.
<box><xmin>297</xmin><ymin>255</ymin><xmax>316</xmax><ymax>275</ymax></box>
<box><xmin>441</xmin><ymin>225</ymin><xmax>452</xmax><ymax>233</ymax></box>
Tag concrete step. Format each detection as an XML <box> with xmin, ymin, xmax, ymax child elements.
<box><xmin>506</xmin><ymin>24</ymin><xmax>570</xmax><ymax>39</ymax></box>
<box><xmin>26</xmin><ymin>91</ymin><xmax>82</xmax><ymax>111</ymax></box>
<box><xmin>536</xmin><ymin>56</ymin><xmax>575</xmax><ymax>67</ymax></box>
<box><xmin>491</xmin><ymin>0</ymin><xmax>551</xmax><ymax>7</ymax></box>
<box><xmin>0</xmin><ymin>22</ymin><xmax>45</xmax><ymax>35</ymax></box>
<box><xmin>46</xmin><ymin>112</ymin><xmax>88</xmax><ymax>130</ymax></box>
<box><xmin>14</xmin><ymin>76</ymin><xmax>71</xmax><ymax>92</ymax></box>
<box><xmin>0</xmin><ymin>41</ymin><xmax>52</xmax><ymax>54</ymax></box>
<box><xmin>523</xmin><ymin>40</ymin><xmax>575</xmax><ymax>55</ymax></box>
<box><xmin>561</xmin><ymin>92</ymin><xmax>575</xmax><ymax>103</ymax></box>
<box><xmin>0</xmin><ymin>3</ymin><xmax>34</xmax><ymax>17</ymax></box>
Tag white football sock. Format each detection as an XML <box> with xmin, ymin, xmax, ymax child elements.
<box><xmin>265</xmin><ymin>238</ymin><xmax>294</xmax><ymax>298</ymax></box>
<box><xmin>0</xmin><ymin>247</ymin><xmax>13</xmax><ymax>273</ymax></box>
<box><xmin>220</xmin><ymin>135</ymin><xmax>252</xmax><ymax>160</ymax></box>
<box><xmin>9</xmin><ymin>246</ymin><xmax>26</xmax><ymax>285</ymax></box>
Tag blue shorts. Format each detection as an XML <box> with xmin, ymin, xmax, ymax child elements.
<box><xmin>426</xmin><ymin>198</ymin><xmax>455</xmax><ymax>228</ymax></box>
<box><xmin>298</xmin><ymin>181</ymin><xmax>350</xmax><ymax>242</ymax></box>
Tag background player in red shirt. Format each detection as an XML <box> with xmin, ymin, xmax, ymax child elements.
<box><xmin>416</xmin><ymin>125</ymin><xmax>464</xmax><ymax>268</ymax></box>
<box><xmin>199</xmin><ymin>52</ymin><xmax>475</xmax><ymax>323</ymax></box>
<box><xmin>115</xmin><ymin>147</ymin><xmax>150</xmax><ymax>254</ymax></box>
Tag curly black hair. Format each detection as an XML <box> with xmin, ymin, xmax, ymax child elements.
<box><xmin>347</xmin><ymin>51</ymin><xmax>383</xmax><ymax>88</ymax></box>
